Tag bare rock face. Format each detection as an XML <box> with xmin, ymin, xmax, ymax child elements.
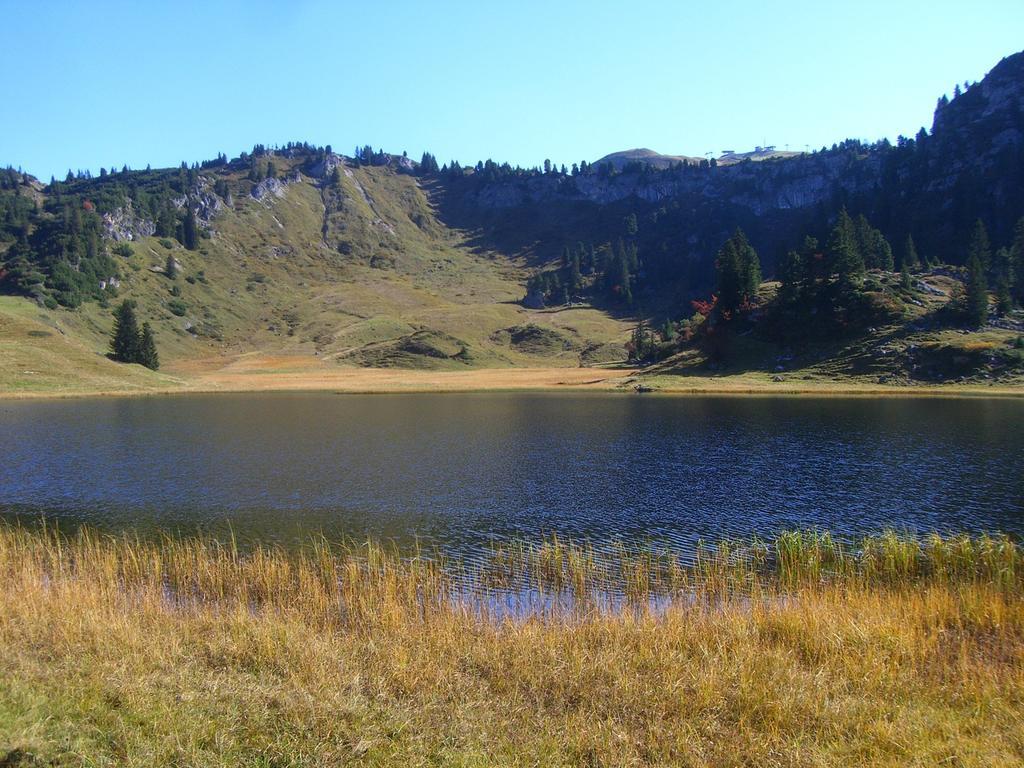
<box><xmin>175</xmin><ymin>178</ymin><xmax>225</xmax><ymax>224</ymax></box>
<box><xmin>102</xmin><ymin>202</ymin><xmax>156</xmax><ymax>241</ymax></box>
<box><xmin>469</xmin><ymin>150</ymin><xmax>882</xmax><ymax>216</ymax></box>
<box><xmin>307</xmin><ymin>153</ymin><xmax>347</xmax><ymax>180</ymax></box>
<box><xmin>390</xmin><ymin>154</ymin><xmax>416</xmax><ymax>174</ymax></box>
<box><xmin>250</xmin><ymin>176</ymin><xmax>299</xmax><ymax>202</ymax></box>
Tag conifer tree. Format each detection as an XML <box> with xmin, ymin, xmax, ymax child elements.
<box><xmin>183</xmin><ymin>207</ymin><xmax>199</xmax><ymax>251</ymax></box>
<box><xmin>995</xmin><ymin>280</ymin><xmax>1012</xmax><ymax>317</ymax></box>
<box><xmin>967</xmin><ymin>219</ymin><xmax>991</xmax><ymax>274</ymax></box>
<box><xmin>964</xmin><ymin>253</ymin><xmax>989</xmax><ymax>327</ymax></box>
<box><xmin>902</xmin><ymin>234</ymin><xmax>920</xmax><ymax>270</ymax></box>
<box><xmin>731</xmin><ymin>228</ymin><xmax>761</xmax><ymax>297</ymax></box>
<box><xmin>138</xmin><ymin>323</ymin><xmax>160</xmax><ymax>370</ymax></box>
<box><xmin>715</xmin><ymin>229</ymin><xmax>760</xmax><ymax>317</ymax></box>
<box><xmin>1011</xmin><ymin>217</ymin><xmax>1024</xmax><ymax>305</ymax></box>
<box><xmin>714</xmin><ymin>237</ymin><xmax>743</xmax><ymax>316</ymax></box>
<box><xmin>900</xmin><ymin>263</ymin><xmax>912</xmax><ymax>290</ymax></box>
<box><xmin>826</xmin><ymin>209</ymin><xmax>864</xmax><ymax>295</ymax></box>
<box><xmin>777</xmin><ymin>248</ymin><xmax>804</xmax><ymax>305</ymax></box>
<box><xmin>110</xmin><ymin>300</ymin><xmax>141</xmax><ymax>363</ymax></box>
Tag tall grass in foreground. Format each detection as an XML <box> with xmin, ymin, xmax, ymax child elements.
<box><xmin>1</xmin><ymin>524</ymin><xmax>1023</xmax><ymax>766</ymax></box>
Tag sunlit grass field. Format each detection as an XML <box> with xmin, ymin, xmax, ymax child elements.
<box><xmin>1</xmin><ymin>525</ymin><xmax>1022</xmax><ymax>766</ymax></box>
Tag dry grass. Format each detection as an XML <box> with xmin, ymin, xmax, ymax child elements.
<box><xmin>1</xmin><ymin>525</ymin><xmax>1023</xmax><ymax>766</ymax></box>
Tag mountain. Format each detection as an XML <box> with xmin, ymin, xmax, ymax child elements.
<box><xmin>594</xmin><ymin>149</ymin><xmax>705</xmax><ymax>170</ymax></box>
<box><xmin>0</xmin><ymin>51</ymin><xmax>1022</xmax><ymax>390</ymax></box>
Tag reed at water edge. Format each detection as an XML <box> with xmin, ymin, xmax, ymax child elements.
<box><xmin>1</xmin><ymin>521</ymin><xmax>1022</xmax><ymax>766</ymax></box>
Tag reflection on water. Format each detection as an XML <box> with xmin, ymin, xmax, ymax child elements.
<box><xmin>0</xmin><ymin>392</ymin><xmax>1021</xmax><ymax>556</ymax></box>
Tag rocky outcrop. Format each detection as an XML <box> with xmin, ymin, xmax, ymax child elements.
<box><xmin>466</xmin><ymin>150</ymin><xmax>882</xmax><ymax>216</ymax></box>
<box><xmin>250</xmin><ymin>172</ymin><xmax>300</xmax><ymax>202</ymax></box>
<box><xmin>102</xmin><ymin>202</ymin><xmax>156</xmax><ymax>241</ymax></box>
<box><xmin>307</xmin><ymin>153</ymin><xmax>347</xmax><ymax>180</ymax></box>
<box><xmin>250</xmin><ymin>177</ymin><xmax>289</xmax><ymax>202</ymax></box>
<box><xmin>175</xmin><ymin>178</ymin><xmax>226</xmax><ymax>224</ymax></box>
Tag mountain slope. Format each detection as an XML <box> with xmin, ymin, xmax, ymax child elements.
<box><xmin>0</xmin><ymin>154</ymin><xmax>633</xmax><ymax>377</ymax></box>
<box><xmin>0</xmin><ymin>50</ymin><xmax>1022</xmax><ymax>391</ymax></box>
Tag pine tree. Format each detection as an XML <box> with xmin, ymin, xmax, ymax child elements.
<box><xmin>995</xmin><ymin>280</ymin><xmax>1012</xmax><ymax>317</ymax></box>
<box><xmin>1011</xmin><ymin>217</ymin><xmax>1024</xmax><ymax>305</ymax></box>
<box><xmin>182</xmin><ymin>206</ymin><xmax>199</xmax><ymax>251</ymax></box>
<box><xmin>714</xmin><ymin>229</ymin><xmax>760</xmax><ymax>317</ymax></box>
<box><xmin>963</xmin><ymin>253</ymin><xmax>988</xmax><ymax>327</ymax></box>
<box><xmin>714</xmin><ymin>237</ymin><xmax>743</xmax><ymax>316</ymax></box>
<box><xmin>165</xmin><ymin>253</ymin><xmax>177</xmax><ymax>279</ymax></box>
<box><xmin>110</xmin><ymin>300</ymin><xmax>141</xmax><ymax>363</ymax></box>
<box><xmin>731</xmin><ymin>228</ymin><xmax>761</xmax><ymax>298</ymax></box>
<box><xmin>826</xmin><ymin>208</ymin><xmax>864</xmax><ymax>296</ymax></box>
<box><xmin>569</xmin><ymin>251</ymin><xmax>582</xmax><ymax>292</ymax></box>
<box><xmin>138</xmin><ymin>323</ymin><xmax>160</xmax><ymax>370</ymax></box>
<box><xmin>777</xmin><ymin>249</ymin><xmax>804</xmax><ymax>305</ymax></box>
<box><xmin>902</xmin><ymin>234</ymin><xmax>920</xmax><ymax>270</ymax></box>
<box><xmin>967</xmin><ymin>219</ymin><xmax>991</xmax><ymax>274</ymax></box>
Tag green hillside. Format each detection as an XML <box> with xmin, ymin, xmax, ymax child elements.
<box><xmin>0</xmin><ymin>153</ymin><xmax>633</xmax><ymax>388</ymax></box>
<box><xmin>1</xmin><ymin>48</ymin><xmax>1024</xmax><ymax>395</ymax></box>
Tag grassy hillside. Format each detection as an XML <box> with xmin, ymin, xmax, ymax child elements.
<box><xmin>0</xmin><ymin>154</ymin><xmax>634</xmax><ymax>393</ymax></box>
<box><xmin>0</xmin><ymin>297</ymin><xmax>183</xmax><ymax>396</ymax></box>
<box><xmin>640</xmin><ymin>273</ymin><xmax>1024</xmax><ymax>391</ymax></box>
<box><xmin>1</xmin><ymin>144</ymin><xmax>1022</xmax><ymax>397</ymax></box>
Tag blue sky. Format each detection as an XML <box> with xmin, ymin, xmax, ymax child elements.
<box><xmin>3</xmin><ymin>0</ymin><xmax>1023</xmax><ymax>179</ymax></box>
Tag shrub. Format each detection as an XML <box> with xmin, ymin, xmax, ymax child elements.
<box><xmin>168</xmin><ymin>298</ymin><xmax>188</xmax><ymax>316</ymax></box>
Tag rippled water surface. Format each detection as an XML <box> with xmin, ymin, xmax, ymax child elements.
<box><xmin>1</xmin><ymin>393</ymin><xmax>1021</xmax><ymax>553</ymax></box>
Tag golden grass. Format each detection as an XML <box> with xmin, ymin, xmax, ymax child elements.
<box><xmin>1</xmin><ymin>525</ymin><xmax>1023</xmax><ymax>766</ymax></box>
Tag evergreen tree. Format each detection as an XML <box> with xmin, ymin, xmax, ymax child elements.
<box><xmin>992</xmin><ymin>247</ymin><xmax>1013</xmax><ymax>287</ymax></box>
<box><xmin>156</xmin><ymin>206</ymin><xmax>177</xmax><ymax>238</ymax></box>
<box><xmin>138</xmin><ymin>323</ymin><xmax>159</xmax><ymax>370</ymax></box>
<box><xmin>777</xmin><ymin>248</ymin><xmax>804</xmax><ymax>305</ymax></box>
<box><xmin>182</xmin><ymin>206</ymin><xmax>199</xmax><ymax>251</ymax></box>
<box><xmin>418</xmin><ymin>152</ymin><xmax>439</xmax><ymax>175</ymax></box>
<box><xmin>826</xmin><ymin>208</ymin><xmax>864</xmax><ymax>295</ymax></box>
<box><xmin>1011</xmin><ymin>217</ymin><xmax>1024</xmax><ymax>305</ymax></box>
<box><xmin>165</xmin><ymin>253</ymin><xmax>177</xmax><ymax>279</ymax></box>
<box><xmin>569</xmin><ymin>250</ymin><xmax>582</xmax><ymax>292</ymax></box>
<box><xmin>902</xmin><ymin>234</ymin><xmax>920</xmax><ymax>270</ymax></box>
<box><xmin>900</xmin><ymin>263</ymin><xmax>912</xmax><ymax>290</ymax></box>
<box><xmin>109</xmin><ymin>300</ymin><xmax>141</xmax><ymax>363</ymax></box>
<box><xmin>963</xmin><ymin>253</ymin><xmax>989</xmax><ymax>327</ymax></box>
<box><xmin>714</xmin><ymin>229</ymin><xmax>760</xmax><ymax>317</ymax></box>
<box><xmin>731</xmin><ymin>228</ymin><xmax>761</xmax><ymax>297</ymax></box>
<box><xmin>630</xmin><ymin>320</ymin><xmax>654</xmax><ymax>361</ymax></box>
<box><xmin>967</xmin><ymin>219</ymin><xmax>991</xmax><ymax>274</ymax></box>
<box><xmin>995</xmin><ymin>280</ymin><xmax>1012</xmax><ymax>317</ymax></box>
<box><xmin>714</xmin><ymin>237</ymin><xmax>743</xmax><ymax>316</ymax></box>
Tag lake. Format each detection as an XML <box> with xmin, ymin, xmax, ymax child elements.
<box><xmin>0</xmin><ymin>393</ymin><xmax>1021</xmax><ymax>554</ymax></box>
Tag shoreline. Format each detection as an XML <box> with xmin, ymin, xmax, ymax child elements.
<box><xmin>1</xmin><ymin>365</ymin><xmax>1023</xmax><ymax>401</ymax></box>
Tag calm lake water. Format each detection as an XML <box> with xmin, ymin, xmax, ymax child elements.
<box><xmin>0</xmin><ymin>393</ymin><xmax>1021</xmax><ymax>554</ymax></box>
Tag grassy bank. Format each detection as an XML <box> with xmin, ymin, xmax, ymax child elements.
<box><xmin>1</xmin><ymin>526</ymin><xmax>1022</xmax><ymax>766</ymax></box>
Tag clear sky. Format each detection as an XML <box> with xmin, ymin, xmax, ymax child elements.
<box><xmin>3</xmin><ymin>0</ymin><xmax>1023</xmax><ymax>179</ymax></box>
